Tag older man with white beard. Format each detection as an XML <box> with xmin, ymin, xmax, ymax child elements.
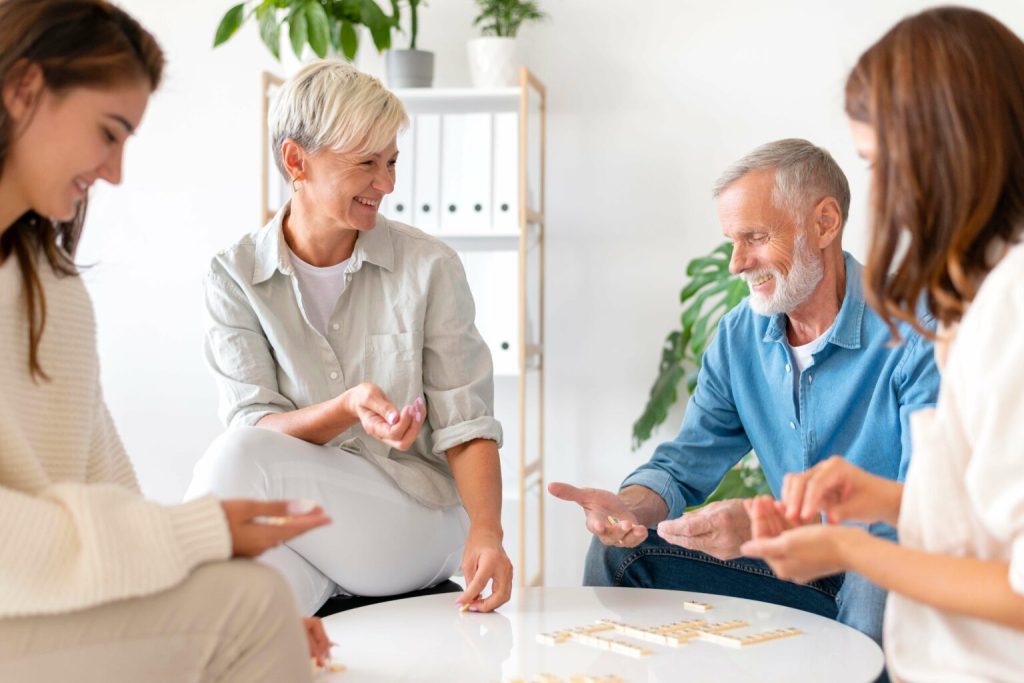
<box><xmin>550</xmin><ymin>139</ymin><xmax>940</xmax><ymax>651</ymax></box>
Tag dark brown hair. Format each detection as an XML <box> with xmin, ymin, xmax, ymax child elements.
<box><xmin>847</xmin><ymin>6</ymin><xmax>1024</xmax><ymax>338</ymax></box>
<box><xmin>0</xmin><ymin>0</ymin><xmax>163</xmax><ymax>379</ymax></box>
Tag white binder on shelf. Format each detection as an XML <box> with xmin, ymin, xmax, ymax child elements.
<box><xmin>492</xmin><ymin>112</ymin><xmax>519</xmax><ymax>234</ymax></box>
<box><xmin>440</xmin><ymin>113</ymin><xmax>492</xmax><ymax>235</ymax></box>
<box><xmin>383</xmin><ymin>123</ymin><xmax>414</xmax><ymax>224</ymax></box>
<box><xmin>413</xmin><ymin>113</ymin><xmax>441</xmax><ymax>233</ymax></box>
<box><xmin>461</xmin><ymin>250</ymin><xmax>519</xmax><ymax>377</ymax></box>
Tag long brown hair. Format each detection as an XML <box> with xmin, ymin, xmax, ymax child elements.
<box><xmin>0</xmin><ymin>0</ymin><xmax>163</xmax><ymax>380</ymax></box>
<box><xmin>847</xmin><ymin>6</ymin><xmax>1024</xmax><ymax>338</ymax></box>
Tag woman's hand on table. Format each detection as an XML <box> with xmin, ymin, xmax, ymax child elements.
<box><xmin>303</xmin><ymin>616</ymin><xmax>333</xmax><ymax>668</ymax></box>
<box><xmin>342</xmin><ymin>383</ymin><xmax>425</xmax><ymax>451</ymax></box>
<box><xmin>220</xmin><ymin>499</ymin><xmax>331</xmax><ymax>557</ymax></box>
<box><xmin>455</xmin><ymin>527</ymin><xmax>513</xmax><ymax>613</ymax></box>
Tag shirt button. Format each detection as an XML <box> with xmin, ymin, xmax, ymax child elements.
<box><xmin>785</xmin><ymin>364</ymin><xmax>792</xmax><ymax>373</ymax></box>
<box><xmin>329</xmin><ymin>371</ymin><xmax>339</xmax><ymax>380</ymax></box>
<box><xmin>808</xmin><ymin>374</ymin><xmax>814</xmax><ymax>384</ymax></box>
<box><xmin>789</xmin><ymin>421</ymin><xmax>796</xmax><ymax>429</ymax></box>
<box><xmin>332</xmin><ymin>323</ymin><xmax>340</xmax><ymax>331</ymax></box>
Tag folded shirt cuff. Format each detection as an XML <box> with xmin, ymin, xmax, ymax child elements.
<box><xmin>620</xmin><ymin>469</ymin><xmax>685</xmax><ymax>520</ymax></box>
<box><xmin>431</xmin><ymin>416</ymin><xmax>503</xmax><ymax>456</ymax></box>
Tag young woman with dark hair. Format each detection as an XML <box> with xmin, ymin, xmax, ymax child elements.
<box><xmin>0</xmin><ymin>2</ymin><xmax>331</xmax><ymax>680</ymax></box>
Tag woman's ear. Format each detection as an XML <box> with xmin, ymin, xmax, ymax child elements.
<box><xmin>280</xmin><ymin>138</ymin><xmax>307</xmax><ymax>183</ymax></box>
<box><xmin>2</xmin><ymin>60</ymin><xmax>45</xmax><ymax>126</ymax></box>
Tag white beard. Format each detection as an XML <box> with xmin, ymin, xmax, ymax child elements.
<box><xmin>742</xmin><ymin>234</ymin><xmax>824</xmax><ymax>316</ymax></box>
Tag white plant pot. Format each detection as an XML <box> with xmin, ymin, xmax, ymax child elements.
<box><xmin>387</xmin><ymin>49</ymin><xmax>434</xmax><ymax>88</ymax></box>
<box><xmin>467</xmin><ymin>37</ymin><xmax>520</xmax><ymax>88</ymax></box>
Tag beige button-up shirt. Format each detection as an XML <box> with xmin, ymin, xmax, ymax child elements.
<box><xmin>204</xmin><ymin>203</ymin><xmax>502</xmax><ymax>509</ymax></box>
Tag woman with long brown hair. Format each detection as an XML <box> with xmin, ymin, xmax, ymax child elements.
<box><xmin>0</xmin><ymin>1</ymin><xmax>331</xmax><ymax>680</ymax></box>
<box><xmin>742</xmin><ymin>6</ymin><xmax>1024</xmax><ymax>680</ymax></box>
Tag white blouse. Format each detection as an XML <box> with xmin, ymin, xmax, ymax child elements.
<box><xmin>886</xmin><ymin>242</ymin><xmax>1024</xmax><ymax>682</ymax></box>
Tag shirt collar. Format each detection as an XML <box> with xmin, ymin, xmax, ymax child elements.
<box><xmin>762</xmin><ymin>251</ymin><xmax>865</xmax><ymax>350</ymax></box>
<box><xmin>252</xmin><ymin>201</ymin><xmax>395</xmax><ymax>284</ymax></box>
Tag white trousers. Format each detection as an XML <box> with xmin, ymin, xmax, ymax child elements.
<box><xmin>187</xmin><ymin>427</ymin><xmax>468</xmax><ymax>615</ymax></box>
<box><xmin>0</xmin><ymin>560</ymin><xmax>310</xmax><ymax>683</ymax></box>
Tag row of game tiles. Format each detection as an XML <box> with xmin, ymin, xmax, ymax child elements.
<box><xmin>537</xmin><ymin>618</ymin><xmax>802</xmax><ymax>656</ymax></box>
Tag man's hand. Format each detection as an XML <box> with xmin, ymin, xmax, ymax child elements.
<box><xmin>781</xmin><ymin>456</ymin><xmax>903</xmax><ymax>526</ymax></box>
<box><xmin>656</xmin><ymin>499</ymin><xmax>751</xmax><ymax>560</ymax></box>
<box><xmin>341</xmin><ymin>383</ymin><xmax>425</xmax><ymax>451</ymax></box>
<box><xmin>548</xmin><ymin>482</ymin><xmax>649</xmax><ymax>548</ymax></box>
<box><xmin>455</xmin><ymin>527</ymin><xmax>513</xmax><ymax>613</ymax></box>
<box><xmin>740</xmin><ymin>524</ymin><xmax>868</xmax><ymax>583</ymax></box>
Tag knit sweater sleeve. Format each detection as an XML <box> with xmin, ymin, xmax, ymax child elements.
<box><xmin>0</xmin><ymin>408</ymin><xmax>232</xmax><ymax>617</ymax></box>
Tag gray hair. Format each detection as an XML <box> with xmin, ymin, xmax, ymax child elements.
<box><xmin>712</xmin><ymin>138</ymin><xmax>851</xmax><ymax>228</ymax></box>
<box><xmin>269</xmin><ymin>59</ymin><xmax>409</xmax><ymax>180</ymax></box>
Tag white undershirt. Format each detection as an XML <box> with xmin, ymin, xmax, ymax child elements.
<box><xmin>787</xmin><ymin>325</ymin><xmax>832</xmax><ymax>417</ymax></box>
<box><xmin>288</xmin><ymin>249</ymin><xmax>350</xmax><ymax>336</ymax></box>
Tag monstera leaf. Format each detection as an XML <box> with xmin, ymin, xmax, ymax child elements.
<box><xmin>632</xmin><ymin>242</ymin><xmax>748</xmax><ymax>449</ymax></box>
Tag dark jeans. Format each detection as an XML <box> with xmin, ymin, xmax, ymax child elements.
<box><xmin>584</xmin><ymin>533</ymin><xmax>888</xmax><ymax>681</ymax></box>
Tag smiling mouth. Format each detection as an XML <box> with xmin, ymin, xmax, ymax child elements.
<box><xmin>749</xmin><ymin>273</ymin><xmax>774</xmax><ymax>287</ymax></box>
<box><xmin>73</xmin><ymin>178</ymin><xmax>90</xmax><ymax>194</ymax></box>
<box><xmin>355</xmin><ymin>197</ymin><xmax>379</xmax><ymax>208</ymax></box>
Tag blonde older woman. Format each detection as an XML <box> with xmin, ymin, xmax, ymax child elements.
<box><xmin>187</xmin><ymin>60</ymin><xmax>512</xmax><ymax>615</ymax></box>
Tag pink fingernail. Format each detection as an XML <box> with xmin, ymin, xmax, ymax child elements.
<box><xmin>415</xmin><ymin>408</ymin><xmax>423</xmax><ymax>423</ymax></box>
<box><xmin>386</xmin><ymin>411</ymin><xmax>398</xmax><ymax>425</ymax></box>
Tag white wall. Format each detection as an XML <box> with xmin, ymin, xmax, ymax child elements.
<box><xmin>84</xmin><ymin>0</ymin><xmax>1024</xmax><ymax>587</ymax></box>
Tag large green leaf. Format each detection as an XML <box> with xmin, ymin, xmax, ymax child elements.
<box><xmin>339</xmin><ymin>20</ymin><xmax>358</xmax><ymax>60</ymax></box>
<box><xmin>258</xmin><ymin>8</ymin><xmax>281</xmax><ymax>59</ymax></box>
<box><xmin>213</xmin><ymin>3</ymin><xmax>246</xmax><ymax>47</ymax></box>
<box><xmin>361</xmin><ymin>0</ymin><xmax>393</xmax><ymax>51</ymax></box>
<box><xmin>305</xmin><ymin>1</ymin><xmax>330</xmax><ymax>57</ymax></box>
<box><xmin>633</xmin><ymin>241</ymin><xmax>745</xmax><ymax>450</ymax></box>
<box><xmin>288</xmin><ymin>4</ymin><xmax>309</xmax><ymax>59</ymax></box>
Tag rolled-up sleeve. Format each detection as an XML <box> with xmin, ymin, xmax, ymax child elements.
<box><xmin>204</xmin><ymin>266</ymin><xmax>295</xmax><ymax>427</ymax></box>
<box><xmin>422</xmin><ymin>252</ymin><xmax>503</xmax><ymax>455</ymax></box>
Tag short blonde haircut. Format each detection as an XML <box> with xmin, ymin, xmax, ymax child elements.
<box><xmin>269</xmin><ymin>59</ymin><xmax>409</xmax><ymax>180</ymax></box>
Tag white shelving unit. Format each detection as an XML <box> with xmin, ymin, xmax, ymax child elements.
<box><xmin>261</xmin><ymin>69</ymin><xmax>547</xmax><ymax>587</ymax></box>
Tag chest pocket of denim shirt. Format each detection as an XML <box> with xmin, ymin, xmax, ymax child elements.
<box><xmin>364</xmin><ymin>331</ymin><xmax>424</xmax><ymax>407</ymax></box>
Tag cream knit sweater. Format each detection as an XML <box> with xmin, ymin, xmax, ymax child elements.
<box><xmin>0</xmin><ymin>254</ymin><xmax>231</xmax><ymax>618</ymax></box>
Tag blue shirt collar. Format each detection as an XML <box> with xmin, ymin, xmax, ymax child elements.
<box><xmin>252</xmin><ymin>201</ymin><xmax>395</xmax><ymax>284</ymax></box>
<box><xmin>762</xmin><ymin>251</ymin><xmax>865</xmax><ymax>350</ymax></box>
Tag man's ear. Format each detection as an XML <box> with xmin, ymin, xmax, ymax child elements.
<box><xmin>2</xmin><ymin>60</ymin><xmax>45</xmax><ymax>127</ymax></box>
<box><xmin>280</xmin><ymin>138</ymin><xmax>307</xmax><ymax>182</ymax></box>
<box><xmin>811</xmin><ymin>196</ymin><xmax>842</xmax><ymax>249</ymax></box>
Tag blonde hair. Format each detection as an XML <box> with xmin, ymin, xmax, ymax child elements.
<box><xmin>269</xmin><ymin>59</ymin><xmax>408</xmax><ymax>179</ymax></box>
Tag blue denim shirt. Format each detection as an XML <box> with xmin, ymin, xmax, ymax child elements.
<box><xmin>623</xmin><ymin>253</ymin><xmax>940</xmax><ymax>538</ymax></box>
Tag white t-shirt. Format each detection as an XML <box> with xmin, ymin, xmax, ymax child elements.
<box><xmin>786</xmin><ymin>326</ymin><xmax>831</xmax><ymax>416</ymax></box>
<box><xmin>288</xmin><ymin>248</ymin><xmax>350</xmax><ymax>336</ymax></box>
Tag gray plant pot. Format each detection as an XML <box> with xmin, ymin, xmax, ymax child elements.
<box><xmin>386</xmin><ymin>49</ymin><xmax>434</xmax><ymax>88</ymax></box>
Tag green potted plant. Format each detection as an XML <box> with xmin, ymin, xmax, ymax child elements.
<box><xmin>213</xmin><ymin>0</ymin><xmax>397</xmax><ymax>64</ymax></box>
<box><xmin>633</xmin><ymin>241</ymin><xmax>769</xmax><ymax>504</ymax></box>
<box><xmin>468</xmin><ymin>0</ymin><xmax>546</xmax><ymax>88</ymax></box>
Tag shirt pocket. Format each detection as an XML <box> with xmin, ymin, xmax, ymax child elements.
<box><xmin>364</xmin><ymin>331</ymin><xmax>424</xmax><ymax>406</ymax></box>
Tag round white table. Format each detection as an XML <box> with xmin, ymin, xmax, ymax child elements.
<box><xmin>321</xmin><ymin>586</ymin><xmax>884</xmax><ymax>682</ymax></box>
